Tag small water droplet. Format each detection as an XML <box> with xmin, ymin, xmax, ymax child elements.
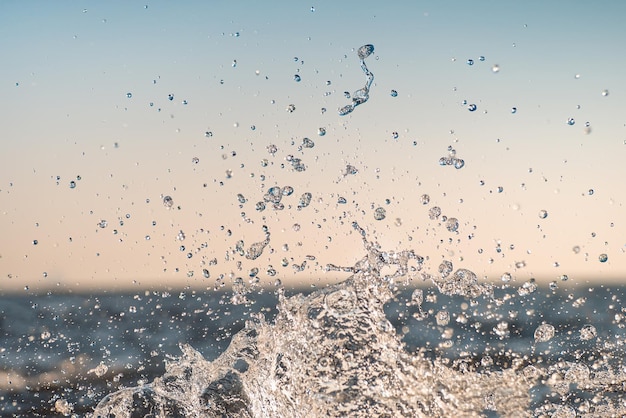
<box><xmin>538</xmin><ymin>209</ymin><xmax>548</xmax><ymax>219</ymax></box>
<box><xmin>163</xmin><ymin>196</ymin><xmax>174</xmax><ymax>208</ymax></box>
<box><xmin>317</xmin><ymin>127</ymin><xmax>326</xmax><ymax>136</ymax></box>
<box><xmin>286</xmin><ymin>104</ymin><xmax>296</xmax><ymax>113</ymax></box>
<box><xmin>479</xmin><ymin>56</ymin><xmax>485</xmax><ymax>61</ymax></box>
<box><xmin>126</xmin><ymin>92</ymin><xmax>132</xmax><ymax>98</ymax></box>
<box><xmin>599</xmin><ymin>253</ymin><xmax>608</xmax><ymax>263</ymax></box>
<box><xmin>373</xmin><ymin>207</ymin><xmax>386</xmax><ymax>220</ymax></box>
<box><xmin>294</xmin><ymin>74</ymin><xmax>301</xmax><ymax>82</ymax></box>
<box><xmin>69</xmin><ymin>181</ymin><xmax>76</xmax><ymax>189</ymax></box>
<box><xmin>445</xmin><ymin>217</ymin><xmax>459</xmax><ymax>232</ymax></box>
<box><xmin>310</xmin><ymin>6</ymin><xmax>315</xmax><ymax>12</ymax></box>
<box><xmin>491</xmin><ymin>64</ymin><xmax>500</xmax><ymax>73</ymax></box>
<box><xmin>420</xmin><ymin>194</ymin><xmax>430</xmax><ymax>205</ymax></box>
<box><xmin>534</xmin><ymin>323</ymin><xmax>555</xmax><ymax>343</ymax></box>
<box><xmin>168</xmin><ymin>94</ymin><xmax>174</xmax><ymax>101</ymax></box>
<box><xmin>579</xmin><ymin>324</ymin><xmax>597</xmax><ymax>340</ymax></box>
<box><xmin>511</xmin><ymin>107</ymin><xmax>517</xmax><ymax>114</ymax></box>
<box><xmin>601</xmin><ymin>89</ymin><xmax>609</xmax><ymax>97</ymax></box>
<box><xmin>567</xmin><ymin>118</ymin><xmax>575</xmax><ymax>126</ymax></box>
<box><xmin>390</xmin><ymin>89</ymin><xmax>398</xmax><ymax>97</ymax></box>
<box><xmin>468</xmin><ymin>104</ymin><xmax>477</xmax><ymax>112</ymax></box>
<box><xmin>467</xmin><ymin>59</ymin><xmax>474</xmax><ymax>66</ymax></box>
<box><xmin>232</xmin><ymin>60</ymin><xmax>237</xmax><ymax>67</ymax></box>
<box><xmin>392</xmin><ymin>131</ymin><xmax>399</xmax><ymax>139</ymax></box>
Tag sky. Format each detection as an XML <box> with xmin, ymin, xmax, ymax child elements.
<box><xmin>1</xmin><ymin>1</ymin><xmax>626</xmax><ymax>292</ymax></box>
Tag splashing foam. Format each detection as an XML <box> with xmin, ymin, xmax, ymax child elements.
<box><xmin>93</xmin><ymin>224</ymin><xmax>534</xmax><ymax>417</ymax></box>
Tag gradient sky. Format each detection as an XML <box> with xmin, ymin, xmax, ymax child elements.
<box><xmin>2</xmin><ymin>1</ymin><xmax>626</xmax><ymax>292</ymax></box>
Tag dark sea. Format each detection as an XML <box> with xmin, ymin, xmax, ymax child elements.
<box><xmin>2</xmin><ymin>265</ymin><xmax>625</xmax><ymax>417</ymax></box>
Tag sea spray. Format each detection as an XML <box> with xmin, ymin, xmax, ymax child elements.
<box><xmin>93</xmin><ymin>225</ymin><xmax>533</xmax><ymax>417</ymax></box>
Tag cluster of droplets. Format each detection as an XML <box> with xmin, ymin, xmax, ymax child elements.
<box><xmin>438</xmin><ymin>146</ymin><xmax>465</xmax><ymax>169</ymax></box>
<box><xmin>338</xmin><ymin>44</ymin><xmax>375</xmax><ymax>116</ymax></box>
<box><xmin>256</xmin><ymin>185</ymin><xmax>295</xmax><ymax>211</ymax></box>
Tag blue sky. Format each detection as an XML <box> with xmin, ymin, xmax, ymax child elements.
<box><xmin>2</xmin><ymin>1</ymin><xmax>626</xmax><ymax>291</ymax></box>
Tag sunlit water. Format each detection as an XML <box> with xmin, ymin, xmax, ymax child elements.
<box><xmin>3</xmin><ymin>43</ymin><xmax>626</xmax><ymax>417</ymax></box>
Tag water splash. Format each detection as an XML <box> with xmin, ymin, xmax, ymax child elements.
<box><xmin>338</xmin><ymin>44</ymin><xmax>375</xmax><ymax>116</ymax></box>
<box><xmin>93</xmin><ymin>226</ymin><xmax>535</xmax><ymax>417</ymax></box>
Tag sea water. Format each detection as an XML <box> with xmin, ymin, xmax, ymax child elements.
<box><xmin>3</xmin><ymin>250</ymin><xmax>626</xmax><ymax>416</ymax></box>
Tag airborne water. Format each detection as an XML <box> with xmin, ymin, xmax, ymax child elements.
<box><xmin>3</xmin><ymin>8</ymin><xmax>626</xmax><ymax>415</ymax></box>
<box><xmin>91</xmin><ymin>222</ymin><xmax>626</xmax><ymax>417</ymax></box>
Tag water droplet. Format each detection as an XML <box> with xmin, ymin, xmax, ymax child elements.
<box><xmin>392</xmin><ymin>132</ymin><xmax>399</xmax><ymax>139</ymax></box>
<box><xmin>302</xmin><ymin>137</ymin><xmax>315</xmax><ymax>148</ymax></box>
<box><xmin>98</xmin><ymin>220</ymin><xmax>108</xmax><ymax>228</ymax></box>
<box><xmin>373</xmin><ymin>207</ymin><xmax>386</xmax><ymax>221</ymax></box>
<box><xmin>534</xmin><ymin>323</ymin><xmax>555</xmax><ymax>343</ymax></box>
<box><xmin>191</xmin><ymin>157</ymin><xmax>199</xmax><ymax>164</ymax></box>
<box><xmin>436</xmin><ymin>310</ymin><xmax>450</xmax><ymax>326</ymax></box>
<box><xmin>501</xmin><ymin>272</ymin><xmax>512</xmax><ymax>283</ymax></box>
<box><xmin>232</xmin><ymin>60</ymin><xmax>237</xmax><ymax>68</ymax></box>
<box><xmin>390</xmin><ymin>89</ymin><xmax>398</xmax><ymax>97</ymax></box>
<box><xmin>205</xmin><ymin>131</ymin><xmax>213</xmax><ymax>138</ymax></box>
<box><xmin>310</xmin><ymin>6</ymin><xmax>315</xmax><ymax>12</ymax></box>
<box><xmin>567</xmin><ymin>118</ymin><xmax>575</xmax><ymax>126</ymax></box>
<box><xmin>168</xmin><ymin>94</ymin><xmax>174</xmax><ymax>101</ymax></box>
<box><xmin>538</xmin><ymin>209</ymin><xmax>548</xmax><ymax>219</ymax></box>
<box><xmin>579</xmin><ymin>324</ymin><xmax>597</xmax><ymax>340</ymax></box>
<box><xmin>479</xmin><ymin>56</ymin><xmax>485</xmax><ymax>61</ymax></box>
<box><xmin>445</xmin><ymin>217</ymin><xmax>459</xmax><ymax>232</ymax></box>
<box><xmin>601</xmin><ymin>89</ymin><xmax>609</xmax><ymax>97</ymax></box>
<box><xmin>126</xmin><ymin>92</ymin><xmax>132</xmax><ymax>98</ymax></box>
<box><xmin>294</xmin><ymin>74</ymin><xmax>301</xmax><ymax>82</ymax></box>
<box><xmin>69</xmin><ymin>181</ymin><xmax>76</xmax><ymax>189</ymax></box>
<box><xmin>317</xmin><ymin>127</ymin><xmax>326</xmax><ymax>136</ymax></box>
<box><xmin>491</xmin><ymin>64</ymin><xmax>500</xmax><ymax>73</ymax></box>
<box><xmin>468</xmin><ymin>104</ymin><xmax>477</xmax><ymax>112</ymax></box>
<box><xmin>453</xmin><ymin>158</ymin><xmax>465</xmax><ymax>169</ymax></box>
<box><xmin>599</xmin><ymin>253</ymin><xmax>608</xmax><ymax>263</ymax></box>
<box><xmin>420</xmin><ymin>194</ymin><xmax>430</xmax><ymax>205</ymax></box>
<box><xmin>286</xmin><ymin>104</ymin><xmax>296</xmax><ymax>113</ymax></box>
<box><xmin>298</xmin><ymin>192</ymin><xmax>312</xmax><ymax>209</ymax></box>
<box><xmin>163</xmin><ymin>195</ymin><xmax>174</xmax><ymax>208</ymax></box>
<box><xmin>466</xmin><ymin>59</ymin><xmax>474</xmax><ymax>66</ymax></box>
<box><xmin>588</xmin><ymin>189</ymin><xmax>594</xmax><ymax>196</ymax></box>
<box><xmin>357</xmin><ymin>44</ymin><xmax>374</xmax><ymax>59</ymax></box>
<box><xmin>428</xmin><ymin>206</ymin><xmax>442</xmax><ymax>220</ymax></box>
<box><xmin>511</xmin><ymin>107</ymin><xmax>517</xmax><ymax>114</ymax></box>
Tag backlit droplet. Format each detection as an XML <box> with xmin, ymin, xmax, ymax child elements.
<box><xmin>567</xmin><ymin>118</ymin><xmax>575</xmax><ymax>126</ymax></box>
<box><xmin>445</xmin><ymin>218</ymin><xmax>459</xmax><ymax>232</ymax></box>
<box><xmin>599</xmin><ymin>253</ymin><xmax>608</xmax><ymax>263</ymax></box>
<box><xmin>390</xmin><ymin>89</ymin><xmax>398</xmax><ymax>97</ymax></box>
<box><xmin>534</xmin><ymin>323</ymin><xmax>555</xmax><ymax>343</ymax></box>
<box><xmin>294</xmin><ymin>74</ymin><xmax>301</xmax><ymax>82</ymax></box>
<box><xmin>492</xmin><ymin>64</ymin><xmax>500</xmax><ymax>73</ymax></box>
<box><xmin>126</xmin><ymin>92</ymin><xmax>132</xmax><ymax>98</ymax></box>
<box><xmin>69</xmin><ymin>181</ymin><xmax>76</xmax><ymax>189</ymax></box>
<box><xmin>317</xmin><ymin>127</ymin><xmax>326</xmax><ymax>136</ymax></box>
<box><xmin>538</xmin><ymin>209</ymin><xmax>548</xmax><ymax>219</ymax></box>
<box><xmin>579</xmin><ymin>324</ymin><xmax>597</xmax><ymax>340</ymax></box>
<box><xmin>373</xmin><ymin>207</ymin><xmax>386</xmax><ymax>220</ymax></box>
<box><xmin>468</xmin><ymin>104</ymin><xmax>477</xmax><ymax>112</ymax></box>
<box><xmin>467</xmin><ymin>59</ymin><xmax>474</xmax><ymax>66</ymax></box>
<box><xmin>511</xmin><ymin>107</ymin><xmax>517</xmax><ymax>114</ymax></box>
<box><xmin>392</xmin><ymin>132</ymin><xmax>399</xmax><ymax>139</ymax></box>
<box><xmin>601</xmin><ymin>89</ymin><xmax>609</xmax><ymax>96</ymax></box>
<box><xmin>168</xmin><ymin>94</ymin><xmax>174</xmax><ymax>101</ymax></box>
<box><xmin>479</xmin><ymin>56</ymin><xmax>485</xmax><ymax>61</ymax></box>
<box><xmin>163</xmin><ymin>195</ymin><xmax>174</xmax><ymax>208</ymax></box>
